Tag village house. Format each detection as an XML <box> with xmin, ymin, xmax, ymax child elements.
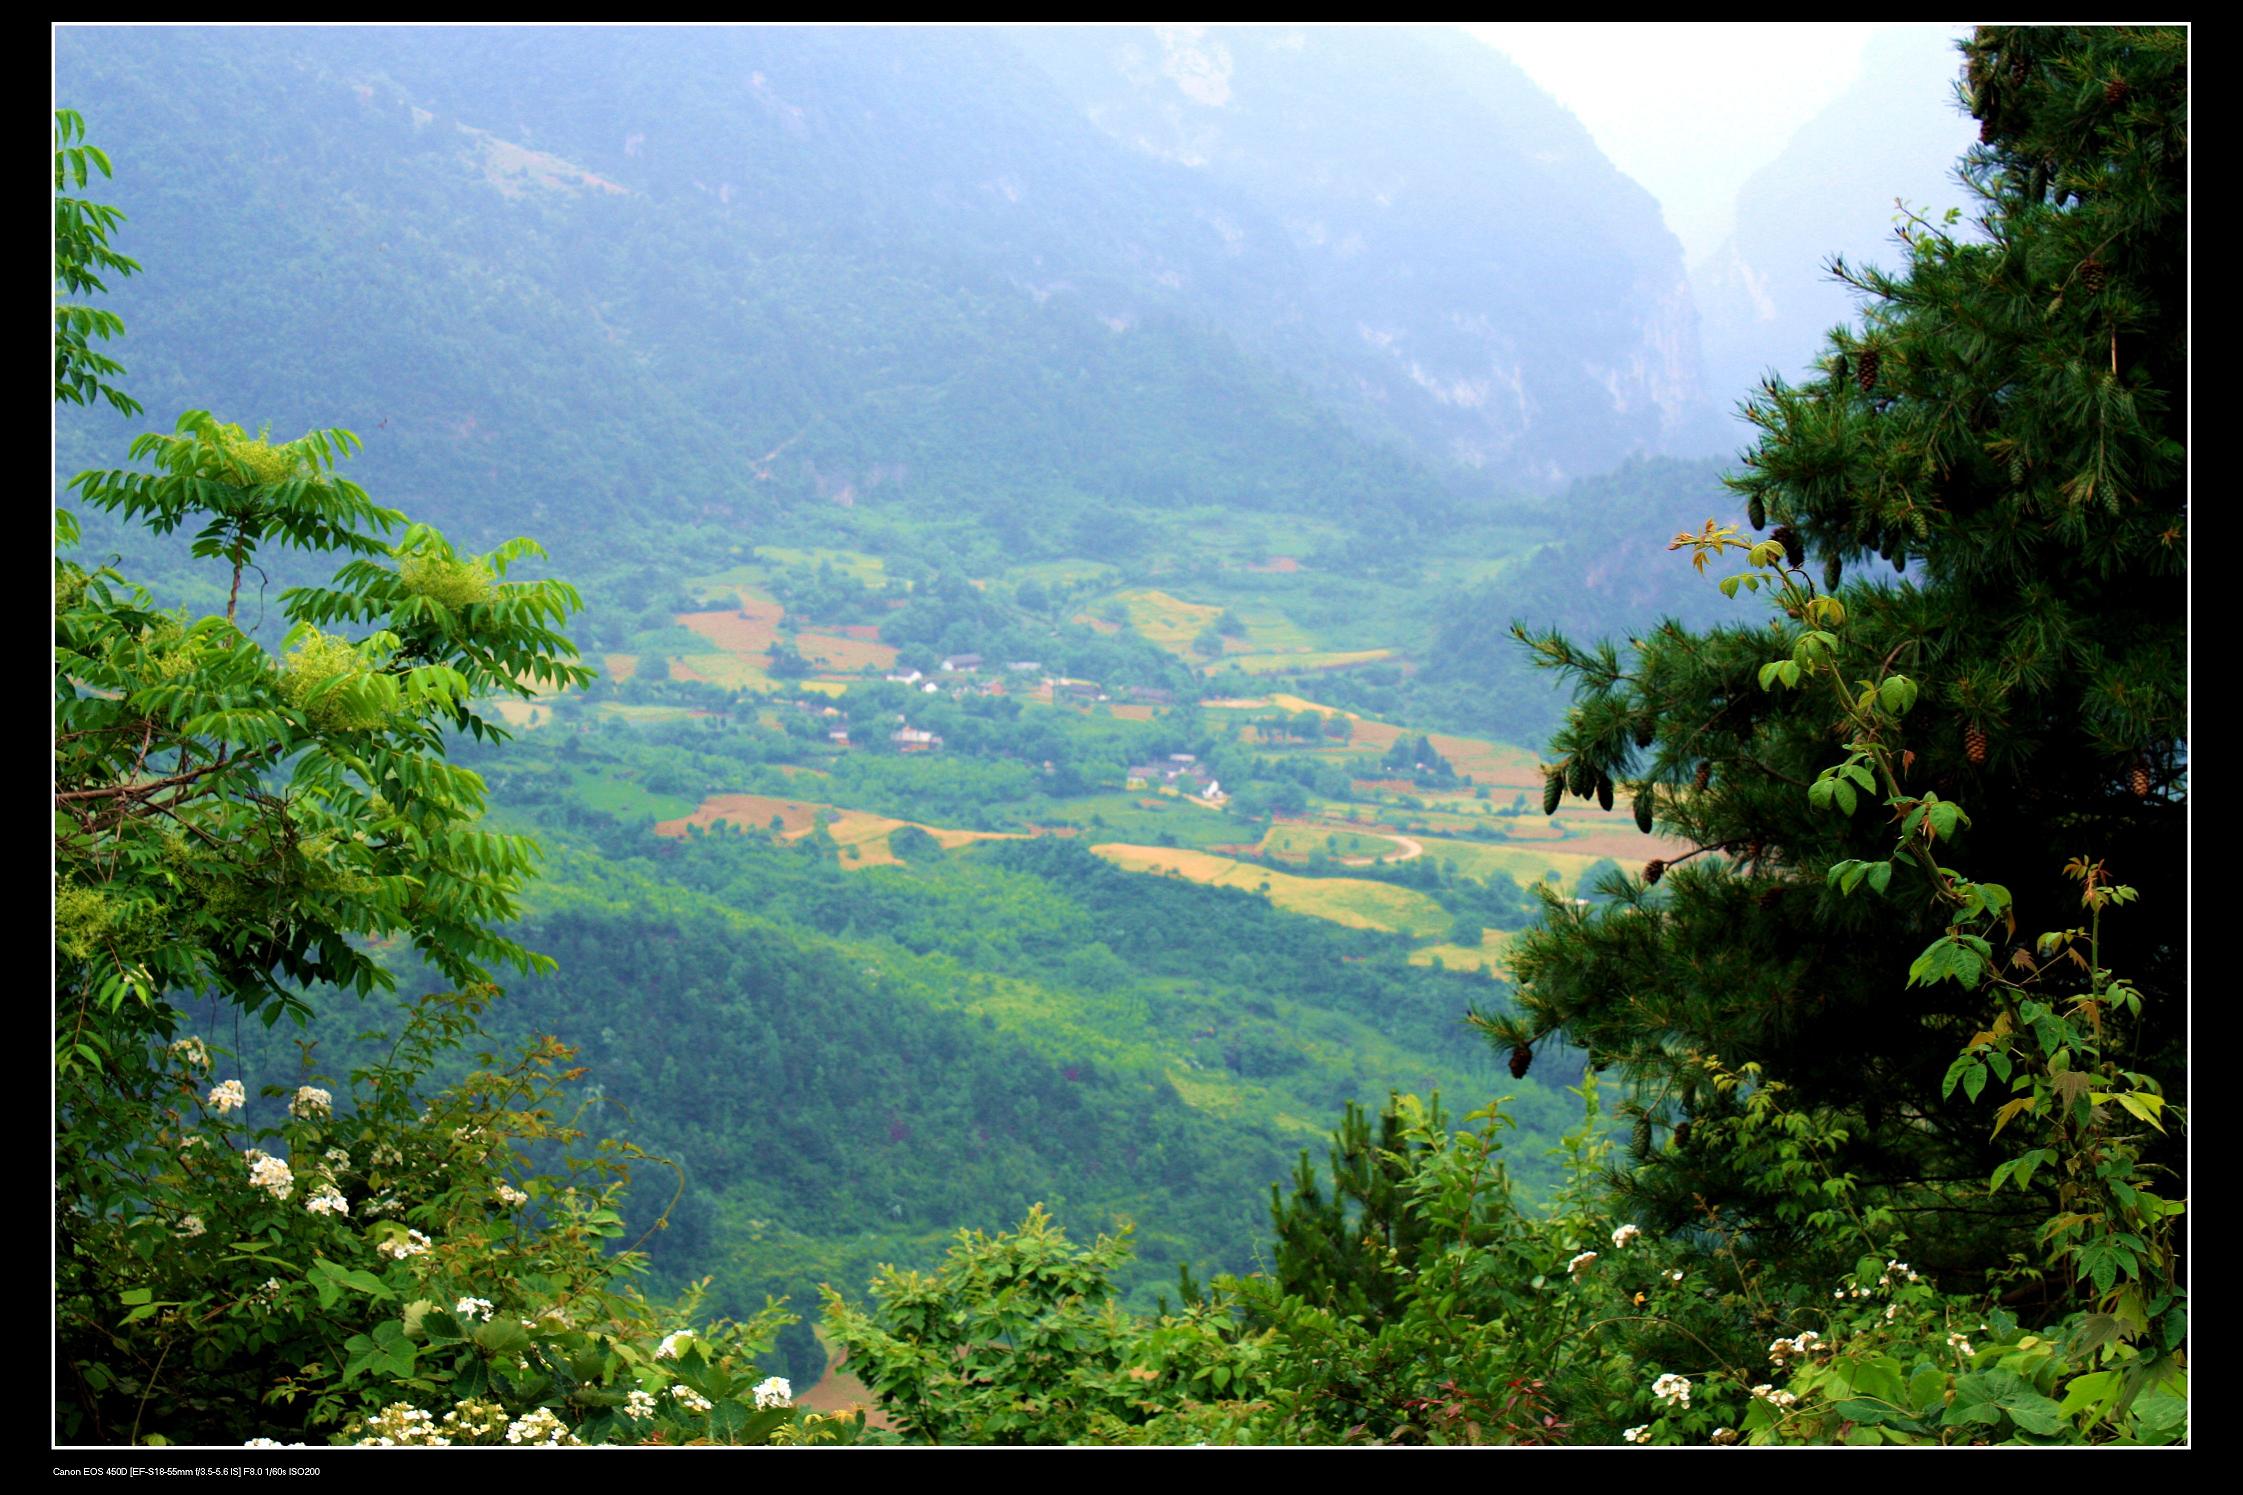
<box><xmin>940</xmin><ymin>653</ymin><xmax>983</xmax><ymax>673</ymax></box>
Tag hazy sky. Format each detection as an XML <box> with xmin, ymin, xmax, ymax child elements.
<box><xmin>1466</xmin><ymin>22</ymin><xmax>1972</xmax><ymax>263</ymax></box>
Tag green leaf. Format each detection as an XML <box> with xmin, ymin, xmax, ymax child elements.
<box><xmin>473</xmin><ymin>1318</ymin><xmax>532</xmax><ymax>1356</ymax></box>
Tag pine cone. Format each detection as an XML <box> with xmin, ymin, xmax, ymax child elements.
<box><xmin>1634</xmin><ymin>718</ymin><xmax>1656</xmax><ymax>749</ymax></box>
<box><xmin>2129</xmin><ymin>758</ymin><xmax>2151</xmax><ymax>798</ymax></box>
<box><xmin>1770</xmin><ymin>525</ymin><xmax>1805</xmax><ymax>569</ymax></box>
<box><xmin>1831</xmin><ymin>352</ymin><xmax>1849</xmax><ymax>386</ymax></box>
<box><xmin>1892</xmin><ymin>547</ymin><xmax>1907</xmax><ymax>574</ymax></box>
<box><xmin>1980</xmin><ymin>115</ymin><xmax>1999</xmax><ymax>146</ymax></box>
<box><xmin>1542</xmin><ymin>768</ymin><xmax>1563</xmax><ymax>817</ymax></box>
<box><xmin>1856</xmin><ymin>347</ymin><xmax>1882</xmax><ymax>392</ymax></box>
<box><xmin>1823</xmin><ymin>553</ymin><xmax>1843</xmax><ymax>592</ymax></box>
<box><xmin>1748</xmin><ymin>494</ymin><xmax>1766</xmax><ymax>531</ymax></box>
<box><xmin>1755</xmin><ymin>885</ymin><xmax>1782</xmax><ymax>909</ymax></box>
<box><xmin>1964</xmin><ymin>723</ymin><xmax>1989</xmax><ymax>765</ymax></box>
<box><xmin>1631</xmin><ymin>1115</ymin><xmax>1653</xmax><ymax>1161</ymax></box>
<box><xmin>2081</xmin><ymin>258</ymin><xmax>2108</xmax><ymax>293</ymax></box>
<box><xmin>1693</xmin><ymin>761</ymin><xmax>1712</xmax><ymax>793</ymax></box>
<box><xmin>1634</xmin><ymin>788</ymin><xmax>1656</xmax><ymax>836</ymax></box>
<box><xmin>1508</xmin><ymin>1045</ymin><xmax>1533</xmax><ymax>1080</ymax></box>
<box><xmin>2008</xmin><ymin>54</ymin><xmax>2027</xmax><ymax>87</ymax></box>
<box><xmin>2105</xmin><ymin>77</ymin><xmax>2130</xmax><ymax>106</ymax></box>
<box><xmin>1673</xmin><ymin>1120</ymin><xmax>1693</xmax><ymax>1151</ymax></box>
<box><xmin>1643</xmin><ymin>858</ymin><xmax>1666</xmax><ymax>886</ymax></box>
<box><xmin>1597</xmin><ymin>773</ymin><xmax>1615</xmax><ymax>813</ymax></box>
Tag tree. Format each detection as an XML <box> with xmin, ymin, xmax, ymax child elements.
<box><xmin>1494</xmin><ymin>26</ymin><xmax>2185</xmax><ymax>1291</ymax></box>
<box><xmin>54</xmin><ymin>109</ymin><xmax>142</xmax><ymax>416</ymax></box>
<box><xmin>54</xmin><ymin>115</ymin><xmax>855</xmax><ymax>1450</ymax></box>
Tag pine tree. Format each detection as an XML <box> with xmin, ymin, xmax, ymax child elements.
<box><xmin>1496</xmin><ymin>27</ymin><xmax>2185</xmax><ymax>1287</ymax></box>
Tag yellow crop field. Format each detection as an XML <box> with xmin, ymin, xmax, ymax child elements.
<box><xmin>753</xmin><ymin>545</ymin><xmax>888</xmax><ymax>584</ymax></box>
<box><xmin>1408</xmin><ymin>928</ymin><xmax>1512</xmax><ymax>976</ymax></box>
<box><xmin>1225</xmin><ymin>648</ymin><xmax>1394</xmax><ymax>675</ymax></box>
<box><xmin>670</xmin><ymin>653</ymin><xmax>776</xmax><ymax>691</ymax></box>
<box><xmin>1406</xmin><ymin>836</ymin><xmax>1610</xmax><ymax>889</ymax></box>
<box><xmin>602</xmin><ymin>652</ymin><xmax>639</xmax><ymax>683</ymax></box>
<box><xmin>795</xmin><ymin>630</ymin><xmax>898</xmax><ymax>671</ymax></box>
<box><xmin>1110</xmin><ymin>588</ymin><xmax>1225</xmax><ymax>654</ymax></box>
<box><xmin>677</xmin><ymin>588</ymin><xmax>785</xmax><ymax>653</ymax></box>
<box><xmin>655</xmin><ymin>793</ymin><xmax>1022</xmax><ymax>867</ymax></box>
<box><xmin>1089</xmin><ymin>843</ymin><xmax>1450</xmax><ymax>937</ymax></box>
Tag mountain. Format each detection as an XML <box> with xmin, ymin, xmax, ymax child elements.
<box><xmin>1012</xmin><ymin>24</ymin><xmax>1726</xmax><ymax>481</ymax></box>
<box><xmin>1691</xmin><ymin>26</ymin><xmax>1982</xmax><ymax>416</ymax></box>
<box><xmin>58</xmin><ymin>22</ymin><xmax>1731</xmax><ymax>571</ymax></box>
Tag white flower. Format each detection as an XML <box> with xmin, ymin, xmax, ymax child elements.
<box><xmin>180</xmin><ymin>1134</ymin><xmax>208</xmax><ymax>1152</ymax></box>
<box><xmin>243</xmin><ymin>1438</ymin><xmax>282</xmax><ymax>1448</ymax></box>
<box><xmin>371</xmin><ymin>1143</ymin><xmax>404</xmax><ymax>1167</ymax></box>
<box><xmin>624</xmin><ymin>1388</ymin><xmax>657</xmax><ymax>1419</ymax></box>
<box><xmin>494</xmin><ymin>1183</ymin><xmax>528</xmax><ymax>1208</ymax></box>
<box><xmin>1623</xmin><ymin>1425</ymin><xmax>1651</xmax><ymax>1444</ymax></box>
<box><xmin>176</xmin><ymin>1214</ymin><xmax>206</xmax><ymax>1238</ymax></box>
<box><xmin>1947</xmin><ymin>1331</ymin><xmax>1973</xmax><ymax>1357</ymax></box>
<box><xmin>656</xmin><ymin>1330</ymin><xmax>691</xmax><ymax>1359</ymax></box>
<box><xmin>1886</xmin><ymin>1303</ymin><xmax>1899</xmax><ymax>1321</ymax></box>
<box><xmin>289</xmin><ymin>1086</ymin><xmax>332</xmax><ymax>1119</ymax></box>
<box><xmin>245</xmin><ymin>1150</ymin><xmax>295</xmax><ymax>1201</ymax></box>
<box><xmin>1567</xmin><ymin>1250</ymin><xmax>1599</xmax><ymax>1275</ymax></box>
<box><xmin>455</xmin><ymin>1296</ymin><xmax>495</xmax><ymax>1322</ymax></box>
<box><xmin>376</xmin><ymin>1228</ymin><xmax>432</xmax><ymax>1260</ymax></box>
<box><xmin>1664</xmin><ymin>1268</ymin><xmax>1684</xmax><ymax>1282</ymax></box>
<box><xmin>208</xmin><ymin>1079</ymin><xmax>247</xmax><ymax>1114</ymax></box>
<box><xmin>1751</xmin><ymin>1384</ymin><xmax>1799</xmax><ymax>1409</ymax></box>
<box><xmin>503</xmin><ymin>1407</ymin><xmax>578</xmax><ymax>1446</ymax></box>
<box><xmin>670</xmin><ymin>1385</ymin><xmax>713</xmax><ymax>1413</ymax></box>
<box><xmin>1651</xmin><ymin>1372</ymin><xmax>1691</xmax><ymax>1408</ymax></box>
<box><xmin>1710</xmin><ymin>1427</ymin><xmax>1739</xmax><ymax>1445</ymax></box>
<box><xmin>304</xmin><ymin>1187</ymin><xmax>349</xmax><ymax>1217</ymax></box>
<box><xmin>1611</xmin><ymin>1223</ymin><xmax>1643</xmax><ymax>1249</ymax></box>
<box><xmin>169</xmin><ymin>1036</ymin><xmax>211</xmax><ymax>1069</ymax></box>
<box><xmin>753</xmin><ymin>1376</ymin><xmax>793</xmax><ymax>1409</ymax></box>
<box><xmin>325</xmin><ymin>1146</ymin><xmax>351</xmax><ymax>1167</ymax></box>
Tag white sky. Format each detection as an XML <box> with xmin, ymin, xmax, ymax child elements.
<box><xmin>1465</xmin><ymin>22</ymin><xmax>1970</xmax><ymax>262</ymax></box>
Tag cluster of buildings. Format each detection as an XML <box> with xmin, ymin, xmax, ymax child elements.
<box><xmin>1125</xmin><ymin>753</ymin><xmax>1224</xmax><ymax>803</ymax></box>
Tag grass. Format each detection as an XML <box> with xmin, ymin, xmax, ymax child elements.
<box><xmin>569</xmin><ymin>773</ymin><xmax>697</xmax><ymax>823</ymax></box>
<box><xmin>1258</xmin><ymin>825</ymin><xmax>1409</xmax><ymax>863</ymax></box>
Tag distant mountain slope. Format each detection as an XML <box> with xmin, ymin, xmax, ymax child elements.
<box><xmin>1013</xmin><ymin>24</ymin><xmax>1727</xmax><ymax>482</ymax></box>
<box><xmin>1691</xmin><ymin>26</ymin><xmax>1981</xmax><ymax>417</ymax></box>
<box><xmin>54</xmin><ymin>26</ymin><xmax>1454</xmax><ymax>571</ymax></box>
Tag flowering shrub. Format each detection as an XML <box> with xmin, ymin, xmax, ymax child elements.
<box><xmin>61</xmin><ymin>988</ymin><xmax>859</xmax><ymax>1447</ymax></box>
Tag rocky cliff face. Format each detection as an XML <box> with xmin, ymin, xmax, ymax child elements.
<box><xmin>1010</xmin><ymin>24</ymin><xmax>1726</xmax><ymax>484</ymax></box>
